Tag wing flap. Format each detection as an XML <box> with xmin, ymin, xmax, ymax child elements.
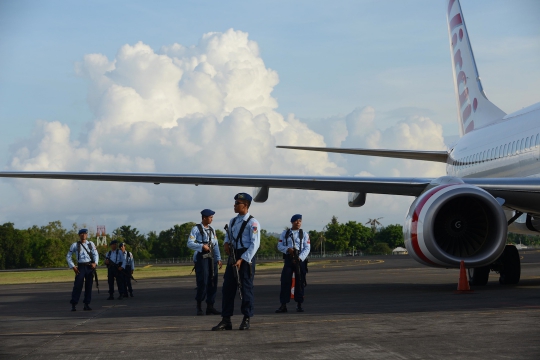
<box><xmin>277</xmin><ymin>146</ymin><xmax>448</xmax><ymax>163</ymax></box>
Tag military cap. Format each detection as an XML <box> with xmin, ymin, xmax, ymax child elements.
<box><xmin>110</xmin><ymin>240</ymin><xmax>119</xmax><ymax>246</ymax></box>
<box><xmin>234</xmin><ymin>193</ymin><xmax>252</xmax><ymax>202</ymax></box>
<box><xmin>201</xmin><ymin>209</ymin><xmax>215</xmax><ymax>217</ymax></box>
<box><xmin>290</xmin><ymin>214</ymin><xmax>302</xmax><ymax>222</ymax></box>
<box><xmin>78</xmin><ymin>228</ymin><xmax>88</xmax><ymax>235</ymax></box>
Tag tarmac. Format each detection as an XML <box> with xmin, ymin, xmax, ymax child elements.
<box><xmin>1</xmin><ymin>252</ymin><xmax>540</xmax><ymax>360</ymax></box>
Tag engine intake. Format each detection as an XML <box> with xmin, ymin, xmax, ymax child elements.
<box><xmin>404</xmin><ymin>183</ymin><xmax>507</xmax><ymax>268</ymax></box>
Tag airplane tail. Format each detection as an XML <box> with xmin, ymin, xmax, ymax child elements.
<box><xmin>447</xmin><ymin>0</ymin><xmax>506</xmax><ymax>136</ymax></box>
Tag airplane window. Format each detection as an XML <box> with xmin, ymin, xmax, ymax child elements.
<box><xmin>526</xmin><ymin>137</ymin><xmax>530</xmax><ymax>150</ymax></box>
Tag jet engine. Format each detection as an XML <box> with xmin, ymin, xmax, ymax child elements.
<box><xmin>404</xmin><ymin>181</ymin><xmax>507</xmax><ymax>268</ymax></box>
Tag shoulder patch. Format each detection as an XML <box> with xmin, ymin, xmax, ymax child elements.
<box><xmin>252</xmin><ymin>225</ymin><xmax>258</xmax><ymax>234</ymax></box>
<box><xmin>189</xmin><ymin>235</ymin><xmax>195</xmax><ymax>240</ymax></box>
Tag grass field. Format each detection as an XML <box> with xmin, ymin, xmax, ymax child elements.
<box><xmin>0</xmin><ymin>261</ymin><xmax>285</xmax><ymax>285</ymax></box>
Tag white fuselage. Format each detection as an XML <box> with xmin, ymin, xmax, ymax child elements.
<box><xmin>447</xmin><ymin>102</ymin><xmax>540</xmax><ymax>180</ymax></box>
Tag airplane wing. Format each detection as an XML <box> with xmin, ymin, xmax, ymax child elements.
<box><xmin>0</xmin><ymin>171</ymin><xmax>431</xmax><ymax>197</ymax></box>
<box><xmin>276</xmin><ymin>146</ymin><xmax>449</xmax><ymax>163</ymax></box>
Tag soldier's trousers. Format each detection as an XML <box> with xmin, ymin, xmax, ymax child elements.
<box><xmin>70</xmin><ymin>264</ymin><xmax>94</xmax><ymax>305</ymax></box>
<box><xmin>279</xmin><ymin>257</ymin><xmax>307</xmax><ymax>304</ymax></box>
<box><xmin>194</xmin><ymin>253</ymin><xmax>219</xmax><ymax>304</ymax></box>
<box><xmin>123</xmin><ymin>265</ymin><xmax>133</xmax><ymax>295</ymax></box>
<box><xmin>221</xmin><ymin>251</ymin><xmax>256</xmax><ymax>318</ymax></box>
<box><xmin>107</xmin><ymin>267</ymin><xmax>124</xmax><ymax>295</ymax></box>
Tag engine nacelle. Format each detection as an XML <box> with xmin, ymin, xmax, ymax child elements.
<box><xmin>404</xmin><ymin>183</ymin><xmax>507</xmax><ymax>268</ymax></box>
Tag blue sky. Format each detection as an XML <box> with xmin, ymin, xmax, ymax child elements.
<box><xmin>0</xmin><ymin>0</ymin><xmax>538</xmax><ymax>232</ymax></box>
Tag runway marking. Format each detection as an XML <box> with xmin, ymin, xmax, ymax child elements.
<box><xmin>3</xmin><ymin>307</ymin><xmax>540</xmax><ymax>337</ymax></box>
<box><xmin>319</xmin><ymin>260</ymin><xmax>384</xmax><ymax>269</ymax></box>
<box><xmin>13</xmin><ymin>303</ymin><xmax>118</xmax><ymax>359</ymax></box>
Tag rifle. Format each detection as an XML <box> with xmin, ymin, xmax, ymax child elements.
<box><xmin>224</xmin><ymin>224</ymin><xmax>243</xmax><ymax>301</ymax></box>
<box><xmin>78</xmin><ymin>241</ymin><xmax>99</xmax><ymax>293</ymax></box>
<box><xmin>106</xmin><ymin>257</ymin><xmax>138</xmax><ymax>282</ymax></box>
<box><xmin>290</xmin><ymin>249</ymin><xmax>306</xmax><ymax>288</ymax></box>
<box><xmin>198</xmin><ymin>225</ymin><xmax>215</xmax><ymax>281</ymax></box>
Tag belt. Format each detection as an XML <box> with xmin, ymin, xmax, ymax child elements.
<box><xmin>78</xmin><ymin>262</ymin><xmax>92</xmax><ymax>266</ymax></box>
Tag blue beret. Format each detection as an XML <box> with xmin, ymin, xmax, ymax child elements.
<box><xmin>78</xmin><ymin>229</ymin><xmax>88</xmax><ymax>235</ymax></box>
<box><xmin>110</xmin><ymin>240</ymin><xmax>119</xmax><ymax>245</ymax></box>
<box><xmin>234</xmin><ymin>193</ymin><xmax>252</xmax><ymax>202</ymax></box>
<box><xmin>290</xmin><ymin>214</ymin><xmax>302</xmax><ymax>222</ymax></box>
<box><xmin>201</xmin><ymin>209</ymin><xmax>215</xmax><ymax>217</ymax></box>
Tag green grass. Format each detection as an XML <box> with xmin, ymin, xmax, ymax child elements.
<box><xmin>0</xmin><ymin>262</ymin><xmax>285</xmax><ymax>285</ymax></box>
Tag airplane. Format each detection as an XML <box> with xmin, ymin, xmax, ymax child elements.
<box><xmin>0</xmin><ymin>0</ymin><xmax>538</xmax><ymax>286</ymax></box>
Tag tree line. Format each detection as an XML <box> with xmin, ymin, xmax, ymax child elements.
<box><xmin>2</xmin><ymin>216</ymin><xmax>536</xmax><ymax>269</ymax></box>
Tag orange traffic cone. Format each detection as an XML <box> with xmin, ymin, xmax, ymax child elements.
<box><xmin>290</xmin><ymin>273</ymin><xmax>296</xmax><ymax>299</ymax></box>
<box><xmin>455</xmin><ymin>260</ymin><xmax>473</xmax><ymax>293</ymax></box>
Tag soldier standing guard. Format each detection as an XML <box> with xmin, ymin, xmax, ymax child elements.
<box><xmin>119</xmin><ymin>243</ymin><xmax>135</xmax><ymax>298</ymax></box>
<box><xmin>66</xmin><ymin>229</ymin><xmax>99</xmax><ymax>311</ymax></box>
<box><xmin>105</xmin><ymin>240</ymin><xmax>126</xmax><ymax>300</ymax></box>
<box><xmin>187</xmin><ymin>209</ymin><xmax>223</xmax><ymax>316</ymax></box>
<box><xmin>212</xmin><ymin>193</ymin><xmax>260</xmax><ymax>331</ymax></box>
<box><xmin>275</xmin><ymin>214</ymin><xmax>311</xmax><ymax>313</ymax></box>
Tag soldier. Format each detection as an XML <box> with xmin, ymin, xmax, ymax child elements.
<box><xmin>105</xmin><ymin>240</ymin><xmax>126</xmax><ymax>300</ymax></box>
<box><xmin>212</xmin><ymin>193</ymin><xmax>260</xmax><ymax>331</ymax></box>
<box><xmin>187</xmin><ymin>209</ymin><xmax>223</xmax><ymax>316</ymax></box>
<box><xmin>275</xmin><ymin>214</ymin><xmax>311</xmax><ymax>313</ymax></box>
<box><xmin>119</xmin><ymin>243</ymin><xmax>135</xmax><ymax>298</ymax></box>
<box><xmin>66</xmin><ymin>228</ymin><xmax>99</xmax><ymax>311</ymax></box>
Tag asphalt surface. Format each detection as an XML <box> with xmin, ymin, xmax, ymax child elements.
<box><xmin>1</xmin><ymin>252</ymin><xmax>540</xmax><ymax>360</ymax></box>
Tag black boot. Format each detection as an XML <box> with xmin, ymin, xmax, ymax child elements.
<box><xmin>212</xmin><ymin>317</ymin><xmax>232</xmax><ymax>331</ymax></box>
<box><xmin>123</xmin><ymin>293</ymin><xmax>129</xmax><ymax>299</ymax></box>
<box><xmin>117</xmin><ymin>294</ymin><xmax>123</xmax><ymax>300</ymax></box>
<box><xmin>196</xmin><ymin>301</ymin><xmax>204</xmax><ymax>316</ymax></box>
<box><xmin>275</xmin><ymin>304</ymin><xmax>287</xmax><ymax>313</ymax></box>
<box><xmin>107</xmin><ymin>295</ymin><xmax>114</xmax><ymax>300</ymax></box>
<box><xmin>206</xmin><ymin>304</ymin><xmax>221</xmax><ymax>315</ymax></box>
<box><xmin>71</xmin><ymin>304</ymin><xmax>76</xmax><ymax>312</ymax></box>
<box><xmin>130</xmin><ymin>292</ymin><xmax>134</xmax><ymax>297</ymax></box>
<box><xmin>296</xmin><ymin>303</ymin><xmax>304</xmax><ymax>312</ymax></box>
<box><xmin>83</xmin><ymin>303</ymin><xmax>92</xmax><ymax>311</ymax></box>
<box><xmin>239</xmin><ymin>316</ymin><xmax>250</xmax><ymax>330</ymax></box>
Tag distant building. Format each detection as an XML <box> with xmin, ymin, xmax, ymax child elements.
<box><xmin>392</xmin><ymin>247</ymin><xmax>408</xmax><ymax>255</ymax></box>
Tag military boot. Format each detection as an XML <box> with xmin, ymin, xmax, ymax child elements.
<box><xmin>296</xmin><ymin>303</ymin><xmax>304</xmax><ymax>312</ymax></box>
<box><xmin>275</xmin><ymin>304</ymin><xmax>287</xmax><ymax>313</ymax></box>
<box><xmin>71</xmin><ymin>304</ymin><xmax>76</xmax><ymax>312</ymax></box>
<box><xmin>129</xmin><ymin>292</ymin><xmax>134</xmax><ymax>297</ymax></box>
<box><xmin>239</xmin><ymin>316</ymin><xmax>250</xmax><ymax>330</ymax></box>
<box><xmin>212</xmin><ymin>317</ymin><xmax>232</xmax><ymax>331</ymax></box>
<box><xmin>206</xmin><ymin>304</ymin><xmax>221</xmax><ymax>315</ymax></box>
<box><xmin>83</xmin><ymin>304</ymin><xmax>92</xmax><ymax>311</ymax></box>
<box><xmin>196</xmin><ymin>301</ymin><xmax>204</xmax><ymax>316</ymax></box>
<box><xmin>107</xmin><ymin>295</ymin><xmax>114</xmax><ymax>300</ymax></box>
<box><xmin>117</xmin><ymin>294</ymin><xmax>123</xmax><ymax>300</ymax></box>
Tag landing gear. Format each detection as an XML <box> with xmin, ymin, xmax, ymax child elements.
<box><xmin>468</xmin><ymin>265</ymin><xmax>490</xmax><ymax>286</ymax></box>
<box><xmin>496</xmin><ymin>245</ymin><xmax>521</xmax><ymax>285</ymax></box>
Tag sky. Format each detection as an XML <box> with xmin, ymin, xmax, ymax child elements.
<box><xmin>0</xmin><ymin>0</ymin><xmax>538</xmax><ymax>235</ymax></box>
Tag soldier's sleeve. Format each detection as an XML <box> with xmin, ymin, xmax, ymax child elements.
<box><xmin>66</xmin><ymin>243</ymin><xmax>76</xmax><ymax>269</ymax></box>
<box><xmin>187</xmin><ymin>226</ymin><xmax>203</xmax><ymax>253</ymax></box>
<box><xmin>213</xmin><ymin>236</ymin><xmax>221</xmax><ymax>261</ymax></box>
<box><xmin>91</xmin><ymin>242</ymin><xmax>99</xmax><ymax>264</ymax></box>
<box><xmin>277</xmin><ymin>230</ymin><xmax>288</xmax><ymax>254</ymax></box>
<box><xmin>241</xmin><ymin>219</ymin><xmax>260</xmax><ymax>263</ymax></box>
<box><xmin>224</xmin><ymin>221</ymin><xmax>230</xmax><ymax>244</ymax></box>
<box><xmin>120</xmin><ymin>250</ymin><xmax>127</xmax><ymax>268</ymax></box>
<box><xmin>299</xmin><ymin>232</ymin><xmax>311</xmax><ymax>261</ymax></box>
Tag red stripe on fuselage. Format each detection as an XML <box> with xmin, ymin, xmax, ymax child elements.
<box><xmin>410</xmin><ymin>184</ymin><xmax>456</xmax><ymax>265</ymax></box>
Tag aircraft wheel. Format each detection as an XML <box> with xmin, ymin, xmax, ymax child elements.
<box><xmin>468</xmin><ymin>266</ymin><xmax>490</xmax><ymax>286</ymax></box>
<box><xmin>498</xmin><ymin>245</ymin><xmax>521</xmax><ymax>285</ymax></box>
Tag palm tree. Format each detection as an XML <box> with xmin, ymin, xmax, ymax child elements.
<box><xmin>365</xmin><ymin>218</ymin><xmax>383</xmax><ymax>232</ymax></box>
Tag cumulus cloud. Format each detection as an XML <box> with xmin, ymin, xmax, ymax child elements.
<box><xmin>1</xmin><ymin>29</ymin><xmax>447</xmax><ymax>232</ymax></box>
